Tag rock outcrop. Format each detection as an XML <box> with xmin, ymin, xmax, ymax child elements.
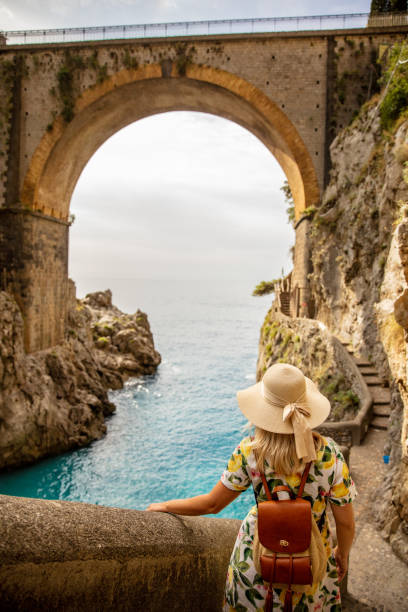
<box><xmin>0</xmin><ymin>287</ymin><xmax>160</xmax><ymax>470</ymax></box>
<box><xmin>257</xmin><ymin>310</ymin><xmax>360</xmax><ymax>423</ymax></box>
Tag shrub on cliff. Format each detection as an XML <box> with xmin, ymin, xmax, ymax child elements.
<box><xmin>380</xmin><ymin>42</ymin><xmax>408</xmax><ymax>130</ymax></box>
<box><xmin>371</xmin><ymin>0</ymin><xmax>408</xmax><ymax>13</ymax></box>
<box><xmin>252</xmin><ymin>280</ymin><xmax>277</xmax><ymax>296</ymax></box>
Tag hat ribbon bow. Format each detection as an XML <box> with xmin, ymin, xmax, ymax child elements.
<box><xmin>282</xmin><ymin>403</ymin><xmax>317</xmax><ymax>462</ymax></box>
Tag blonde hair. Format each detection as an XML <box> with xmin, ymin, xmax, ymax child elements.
<box><xmin>250</xmin><ymin>426</ymin><xmax>324</xmax><ymax>475</ymax></box>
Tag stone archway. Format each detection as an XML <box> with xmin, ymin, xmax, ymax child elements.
<box><xmin>22</xmin><ymin>64</ymin><xmax>320</xmax><ymax>222</ymax></box>
<box><xmin>13</xmin><ymin>64</ymin><xmax>320</xmax><ymax>351</ymax></box>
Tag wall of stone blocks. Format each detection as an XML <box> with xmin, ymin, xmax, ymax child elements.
<box><xmin>0</xmin><ymin>210</ymin><xmax>69</xmax><ymax>352</ymax></box>
<box><xmin>0</xmin><ymin>26</ymin><xmax>407</xmax><ymax>351</ymax></box>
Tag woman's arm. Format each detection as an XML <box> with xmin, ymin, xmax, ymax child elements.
<box><xmin>146</xmin><ymin>480</ymin><xmax>241</xmax><ymax>515</ymax></box>
<box><xmin>330</xmin><ymin>501</ymin><xmax>355</xmax><ymax>582</ymax></box>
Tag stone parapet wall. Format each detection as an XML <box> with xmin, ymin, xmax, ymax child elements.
<box><xmin>0</xmin><ymin>494</ymin><xmax>240</xmax><ymax>611</ymax></box>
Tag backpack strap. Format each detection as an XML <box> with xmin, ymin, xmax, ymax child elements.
<box><xmin>297</xmin><ymin>461</ymin><xmax>312</xmax><ymax>498</ymax></box>
<box><xmin>260</xmin><ymin>461</ymin><xmax>312</xmax><ymax>500</ymax></box>
<box><xmin>260</xmin><ymin>472</ymin><xmax>273</xmax><ymax>500</ymax></box>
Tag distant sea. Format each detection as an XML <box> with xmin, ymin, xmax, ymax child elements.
<box><xmin>0</xmin><ymin>278</ymin><xmax>272</xmax><ymax>519</ymax></box>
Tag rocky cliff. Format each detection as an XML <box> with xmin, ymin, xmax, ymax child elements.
<box><xmin>306</xmin><ymin>102</ymin><xmax>408</xmax><ymax>561</ymax></box>
<box><xmin>258</xmin><ymin>50</ymin><xmax>408</xmax><ymax>561</ymax></box>
<box><xmin>0</xmin><ymin>287</ymin><xmax>160</xmax><ymax>470</ymax></box>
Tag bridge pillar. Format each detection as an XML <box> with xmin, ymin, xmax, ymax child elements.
<box><xmin>0</xmin><ymin>208</ymin><xmax>69</xmax><ymax>353</ymax></box>
<box><xmin>292</xmin><ymin>217</ymin><xmax>312</xmax><ymax>318</ymax></box>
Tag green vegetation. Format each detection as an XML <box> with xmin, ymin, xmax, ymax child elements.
<box><xmin>302</xmin><ymin>205</ymin><xmax>317</xmax><ymax>219</ymax></box>
<box><xmin>53</xmin><ymin>50</ymin><xmax>111</xmax><ymax>125</ymax></box>
<box><xmin>319</xmin><ymin>373</ymin><xmax>360</xmax><ymax>420</ymax></box>
<box><xmin>281</xmin><ymin>180</ymin><xmax>295</xmax><ymax>226</ymax></box>
<box><xmin>0</xmin><ymin>58</ymin><xmax>16</xmax><ymax>85</ymax></box>
<box><xmin>57</xmin><ymin>64</ymin><xmax>75</xmax><ymax>122</ymax></box>
<box><xmin>55</xmin><ymin>53</ymin><xmax>85</xmax><ymax>123</ymax></box>
<box><xmin>122</xmin><ymin>49</ymin><xmax>138</xmax><ymax>70</ymax></box>
<box><xmin>252</xmin><ymin>280</ymin><xmax>278</xmax><ymax>296</ymax></box>
<box><xmin>379</xmin><ymin>42</ymin><xmax>408</xmax><ymax>130</ymax></box>
<box><xmin>174</xmin><ymin>43</ymin><xmax>196</xmax><ymax>76</ymax></box>
<box><xmin>371</xmin><ymin>0</ymin><xmax>407</xmax><ymax>13</ymax></box>
<box><xmin>97</xmin><ymin>336</ymin><xmax>110</xmax><ymax>344</ymax></box>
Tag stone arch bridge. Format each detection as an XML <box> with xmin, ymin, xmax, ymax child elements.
<box><xmin>0</xmin><ymin>23</ymin><xmax>407</xmax><ymax>352</ymax></box>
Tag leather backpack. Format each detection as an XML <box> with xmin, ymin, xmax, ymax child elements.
<box><xmin>252</xmin><ymin>462</ymin><xmax>327</xmax><ymax>612</ymax></box>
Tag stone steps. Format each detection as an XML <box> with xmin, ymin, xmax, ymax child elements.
<box><xmin>358</xmin><ymin>366</ymin><xmax>380</xmax><ymax>376</ymax></box>
<box><xmin>341</xmin><ymin>343</ymin><xmax>391</xmax><ymax>434</ymax></box>
<box><xmin>280</xmin><ymin>294</ymin><xmax>290</xmax><ymax>316</ymax></box>
<box><xmin>373</xmin><ymin>404</ymin><xmax>391</xmax><ymax>417</ymax></box>
<box><xmin>370</xmin><ymin>415</ymin><xmax>389</xmax><ymax>430</ymax></box>
<box><xmin>370</xmin><ymin>386</ymin><xmax>391</xmax><ymax>404</ymax></box>
<box><xmin>365</xmin><ymin>376</ymin><xmax>387</xmax><ymax>386</ymax></box>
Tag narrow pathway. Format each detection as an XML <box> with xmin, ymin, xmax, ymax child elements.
<box><xmin>339</xmin><ymin>351</ymin><xmax>408</xmax><ymax>611</ymax></box>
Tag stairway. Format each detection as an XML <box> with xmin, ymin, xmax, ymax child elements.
<box><xmin>279</xmin><ymin>292</ymin><xmax>291</xmax><ymax>316</ymax></box>
<box><xmin>344</xmin><ymin>348</ymin><xmax>391</xmax><ymax>432</ymax></box>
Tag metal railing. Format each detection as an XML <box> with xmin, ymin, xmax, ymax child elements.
<box><xmin>2</xmin><ymin>12</ymin><xmax>407</xmax><ymax>46</ymax></box>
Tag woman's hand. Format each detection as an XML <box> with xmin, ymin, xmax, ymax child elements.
<box><xmin>333</xmin><ymin>546</ymin><xmax>348</xmax><ymax>582</ymax></box>
<box><xmin>145</xmin><ymin>481</ymin><xmax>241</xmax><ymax>516</ymax></box>
<box><xmin>146</xmin><ymin>502</ymin><xmax>167</xmax><ymax>512</ymax></box>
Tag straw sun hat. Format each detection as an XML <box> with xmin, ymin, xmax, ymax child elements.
<box><xmin>237</xmin><ymin>363</ymin><xmax>331</xmax><ymax>461</ymax></box>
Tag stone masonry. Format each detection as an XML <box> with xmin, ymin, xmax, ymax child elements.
<box><xmin>1</xmin><ymin>25</ymin><xmax>408</xmax><ymax>351</ymax></box>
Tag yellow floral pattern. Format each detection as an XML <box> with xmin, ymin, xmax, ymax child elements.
<box><xmin>221</xmin><ymin>435</ymin><xmax>356</xmax><ymax>611</ymax></box>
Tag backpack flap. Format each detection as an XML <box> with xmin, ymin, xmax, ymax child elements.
<box><xmin>258</xmin><ymin>498</ymin><xmax>311</xmax><ymax>554</ymax></box>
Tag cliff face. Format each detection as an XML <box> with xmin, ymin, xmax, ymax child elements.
<box><xmin>305</xmin><ymin>106</ymin><xmax>408</xmax><ymax>560</ymax></box>
<box><xmin>0</xmin><ymin>287</ymin><xmax>161</xmax><ymax>470</ymax></box>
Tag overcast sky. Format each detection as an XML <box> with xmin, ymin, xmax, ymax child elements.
<box><xmin>1</xmin><ymin>1</ymin><xmax>372</xmax><ymax>294</ymax></box>
<box><xmin>0</xmin><ymin>1</ymin><xmax>372</xmax><ymax>30</ymax></box>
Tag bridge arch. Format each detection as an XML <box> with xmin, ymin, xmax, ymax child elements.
<box><xmin>21</xmin><ymin>63</ymin><xmax>320</xmax><ymax>222</ymax></box>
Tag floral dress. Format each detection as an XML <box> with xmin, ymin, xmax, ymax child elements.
<box><xmin>221</xmin><ymin>436</ymin><xmax>356</xmax><ymax>612</ymax></box>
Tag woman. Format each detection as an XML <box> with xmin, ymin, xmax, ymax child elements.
<box><xmin>147</xmin><ymin>363</ymin><xmax>356</xmax><ymax>611</ymax></box>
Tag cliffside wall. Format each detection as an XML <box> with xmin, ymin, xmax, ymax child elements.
<box><xmin>258</xmin><ymin>46</ymin><xmax>408</xmax><ymax>561</ymax></box>
<box><xmin>286</xmin><ymin>104</ymin><xmax>408</xmax><ymax>565</ymax></box>
<box><xmin>0</xmin><ymin>287</ymin><xmax>161</xmax><ymax>470</ymax></box>
<box><xmin>306</xmin><ymin>103</ymin><xmax>408</xmax><ymax>560</ymax></box>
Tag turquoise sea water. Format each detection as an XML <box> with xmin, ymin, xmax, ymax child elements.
<box><xmin>0</xmin><ymin>279</ymin><xmax>272</xmax><ymax>519</ymax></box>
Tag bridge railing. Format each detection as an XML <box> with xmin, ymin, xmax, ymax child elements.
<box><xmin>2</xmin><ymin>12</ymin><xmax>406</xmax><ymax>46</ymax></box>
